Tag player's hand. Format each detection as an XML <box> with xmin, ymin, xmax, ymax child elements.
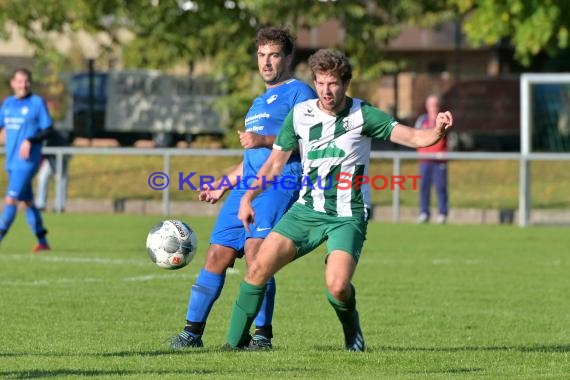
<box><xmin>19</xmin><ymin>139</ymin><xmax>31</xmax><ymax>160</ymax></box>
<box><xmin>238</xmin><ymin>130</ymin><xmax>264</xmax><ymax>149</ymax></box>
<box><xmin>435</xmin><ymin>111</ymin><xmax>453</xmax><ymax>136</ymax></box>
<box><xmin>238</xmin><ymin>198</ymin><xmax>255</xmax><ymax>232</ymax></box>
<box><xmin>198</xmin><ymin>188</ymin><xmax>226</xmax><ymax>204</ymax></box>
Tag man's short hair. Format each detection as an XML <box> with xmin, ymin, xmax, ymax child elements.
<box><xmin>256</xmin><ymin>26</ymin><xmax>296</xmax><ymax>56</ymax></box>
<box><xmin>11</xmin><ymin>67</ymin><xmax>32</xmax><ymax>81</ymax></box>
<box><xmin>308</xmin><ymin>49</ymin><xmax>352</xmax><ymax>84</ymax></box>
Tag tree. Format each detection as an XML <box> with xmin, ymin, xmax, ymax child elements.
<box><xmin>446</xmin><ymin>0</ymin><xmax>570</xmax><ymax>67</ymax></box>
<box><xmin>3</xmin><ymin>0</ymin><xmax>568</xmax><ymax>141</ymax></box>
<box><xmin>114</xmin><ymin>0</ymin><xmax>434</xmax><ymax>135</ymax></box>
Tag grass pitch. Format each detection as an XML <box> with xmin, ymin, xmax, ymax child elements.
<box><xmin>0</xmin><ymin>214</ymin><xmax>568</xmax><ymax>379</ymax></box>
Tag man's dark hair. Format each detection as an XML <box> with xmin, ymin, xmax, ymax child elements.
<box><xmin>308</xmin><ymin>49</ymin><xmax>352</xmax><ymax>84</ymax></box>
<box><xmin>256</xmin><ymin>26</ymin><xmax>296</xmax><ymax>56</ymax></box>
<box><xmin>11</xmin><ymin>67</ymin><xmax>32</xmax><ymax>81</ymax></box>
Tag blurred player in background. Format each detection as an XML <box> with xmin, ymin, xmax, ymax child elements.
<box><xmin>168</xmin><ymin>26</ymin><xmax>316</xmax><ymax>350</ymax></box>
<box><xmin>415</xmin><ymin>94</ymin><xmax>448</xmax><ymax>224</ymax></box>
<box><xmin>0</xmin><ymin>68</ymin><xmax>53</xmax><ymax>252</ymax></box>
<box><xmin>226</xmin><ymin>49</ymin><xmax>453</xmax><ymax>351</ymax></box>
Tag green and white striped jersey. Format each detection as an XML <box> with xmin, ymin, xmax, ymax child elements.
<box><xmin>274</xmin><ymin>97</ymin><xmax>398</xmax><ymax>217</ymax></box>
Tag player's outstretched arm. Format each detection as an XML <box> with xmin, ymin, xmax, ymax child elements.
<box><xmin>389</xmin><ymin>111</ymin><xmax>453</xmax><ymax>148</ymax></box>
<box><xmin>238</xmin><ymin>149</ymin><xmax>291</xmax><ymax>231</ymax></box>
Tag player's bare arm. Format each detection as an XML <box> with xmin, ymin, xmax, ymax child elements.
<box><xmin>238</xmin><ymin>130</ymin><xmax>276</xmax><ymax>149</ymax></box>
<box><xmin>19</xmin><ymin>139</ymin><xmax>31</xmax><ymax>160</ymax></box>
<box><xmin>238</xmin><ymin>148</ymin><xmax>292</xmax><ymax>231</ymax></box>
<box><xmin>198</xmin><ymin>161</ymin><xmax>244</xmax><ymax>204</ymax></box>
<box><xmin>390</xmin><ymin>111</ymin><xmax>453</xmax><ymax>148</ymax></box>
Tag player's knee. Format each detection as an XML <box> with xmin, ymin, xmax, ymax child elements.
<box><xmin>5</xmin><ymin>196</ymin><xmax>18</xmax><ymax>205</ymax></box>
<box><xmin>204</xmin><ymin>245</ymin><xmax>236</xmax><ymax>274</ymax></box>
<box><xmin>245</xmin><ymin>260</ymin><xmax>270</xmax><ymax>286</ymax></box>
<box><xmin>326</xmin><ymin>281</ymin><xmax>351</xmax><ymax>301</ymax></box>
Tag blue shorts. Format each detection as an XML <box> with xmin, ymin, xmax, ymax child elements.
<box><xmin>6</xmin><ymin>169</ymin><xmax>36</xmax><ymax>201</ymax></box>
<box><xmin>210</xmin><ymin>189</ymin><xmax>297</xmax><ymax>257</ymax></box>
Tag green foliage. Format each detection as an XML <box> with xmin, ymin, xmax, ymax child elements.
<box><xmin>0</xmin><ymin>1</ymin><xmax>445</xmax><ymax>141</ymax></box>
<box><xmin>3</xmin><ymin>0</ymin><xmax>569</xmax><ymax>73</ymax></box>
<box><xmin>448</xmin><ymin>0</ymin><xmax>570</xmax><ymax>66</ymax></box>
<box><xmin>3</xmin><ymin>0</ymin><xmax>570</xmax><ymax>140</ymax></box>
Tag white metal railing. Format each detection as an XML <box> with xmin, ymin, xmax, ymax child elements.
<box><xmin>2</xmin><ymin>147</ymin><xmax>569</xmax><ymax>227</ymax></box>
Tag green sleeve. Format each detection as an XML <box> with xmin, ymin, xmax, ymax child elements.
<box><xmin>274</xmin><ymin>109</ymin><xmax>299</xmax><ymax>151</ymax></box>
<box><xmin>361</xmin><ymin>102</ymin><xmax>397</xmax><ymax>140</ymax></box>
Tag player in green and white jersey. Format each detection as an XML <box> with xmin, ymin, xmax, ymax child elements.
<box><xmin>225</xmin><ymin>49</ymin><xmax>454</xmax><ymax>351</ymax></box>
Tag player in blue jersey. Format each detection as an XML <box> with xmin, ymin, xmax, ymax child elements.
<box><xmin>0</xmin><ymin>68</ymin><xmax>53</xmax><ymax>252</ymax></box>
<box><xmin>168</xmin><ymin>27</ymin><xmax>316</xmax><ymax>350</ymax></box>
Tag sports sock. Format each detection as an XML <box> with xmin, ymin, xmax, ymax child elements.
<box><xmin>326</xmin><ymin>284</ymin><xmax>358</xmax><ymax>328</ymax></box>
<box><xmin>183</xmin><ymin>323</ymin><xmax>204</xmax><ymax>336</ymax></box>
<box><xmin>0</xmin><ymin>204</ymin><xmax>17</xmax><ymax>241</ymax></box>
<box><xmin>254</xmin><ymin>276</ymin><xmax>276</xmax><ymax>335</ymax></box>
<box><xmin>254</xmin><ymin>325</ymin><xmax>273</xmax><ymax>340</ymax></box>
<box><xmin>185</xmin><ymin>268</ymin><xmax>225</xmax><ymax>334</ymax></box>
<box><xmin>226</xmin><ymin>280</ymin><xmax>266</xmax><ymax>348</ymax></box>
<box><xmin>25</xmin><ymin>206</ymin><xmax>48</xmax><ymax>244</ymax></box>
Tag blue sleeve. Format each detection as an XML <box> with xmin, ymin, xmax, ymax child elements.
<box><xmin>274</xmin><ymin>109</ymin><xmax>298</xmax><ymax>151</ymax></box>
<box><xmin>294</xmin><ymin>85</ymin><xmax>316</xmax><ymax>106</ymax></box>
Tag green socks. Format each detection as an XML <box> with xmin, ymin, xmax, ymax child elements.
<box><xmin>327</xmin><ymin>284</ymin><xmax>358</xmax><ymax>326</ymax></box>
<box><xmin>227</xmin><ymin>280</ymin><xmax>267</xmax><ymax>347</ymax></box>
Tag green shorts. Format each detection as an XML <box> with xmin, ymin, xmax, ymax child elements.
<box><xmin>272</xmin><ymin>203</ymin><xmax>368</xmax><ymax>262</ymax></box>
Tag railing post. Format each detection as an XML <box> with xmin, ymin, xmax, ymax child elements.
<box><xmin>519</xmin><ymin>156</ymin><xmax>530</xmax><ymax>227</ymax></box>
<box><xmin>392</xmin><ymin>155</ymin><xmax>401</xmax><ymax>223</ymax></box>
<box><xmin>54</xmin><ymin>150</ymin><xmax>64</xmax><ymax>214</ymax></box>
<box><xmin>163</xmin><ymin>152</ymin><xmax>171</xmax><ymax>216</ymax></box>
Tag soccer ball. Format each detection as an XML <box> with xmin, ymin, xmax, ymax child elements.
<box><xmin>146</xmin><ymin>220</ymin><xmax>198</xmax><ymax>270</ymax></box>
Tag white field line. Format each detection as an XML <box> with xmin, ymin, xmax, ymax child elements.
<box><xmin>0</xmin><ymin>254</ymin><xmax>242</xmax><ymax>286</ymax></box>
<box><xmin>117</xmin><ymin>267</ymin><xmax>240</xmax><ymax>282</ymax></box>
<box><xmin>0</xmin><ymin>278</ymin><xmax>104</xmax><ymax>286</ymax></box>
<box><xmin>0</xmin><ymin>254</ymin><xmax>148</xmax><ymax>266</ymax></box>
<box><xmin>432</xmin><ymin>259</ymin><xmax>483</xmax><ymax>265</ymax></box>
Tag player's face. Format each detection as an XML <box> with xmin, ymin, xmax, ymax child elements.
<box><xmin>314</xmin><ymin>70</ymin><xmax>350</xmax><ymax>115</ymax></box>
<box><xmin>257</xmin><ymin>43</ymin><xmax>291</xmax><ymax>87</ymax></box>
<box><xmin>426</xmin><ymin>96</ymin><xmax>440</xmax><ymax>116</ymax></box>
<box><xmin>11</xmin><ymin>72</ymin><xmax>31</xmax><ymax>99</ymax></box>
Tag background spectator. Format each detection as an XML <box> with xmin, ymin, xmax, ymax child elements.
<box><xmin>415</xmin><ymin>94</ymin><xmax>449</xmax><ymax>224</ymax></box>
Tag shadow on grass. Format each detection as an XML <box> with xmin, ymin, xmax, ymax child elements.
<box><xmin>312</xmin><ymin>343</ymin><xmax>570</xmax><ymax>354</ymax></box>
<box><xmin>407</xmin><ymin>367</ymin><xmax>485</xmax><ymax>375</ymax></box>
<box><xmin>0</xmin><ymin>346</ymin><xmax>268</xmax><ymax>359</ymax></box>
<box><xmin>381</xmin><ymin>343</ymin><xmax>570</xmax><ymax>353</ymax></box>
<box><xmin>2</xmin><ymin>343</ymin><xmax>568</xmax><ymax>359</ymax></box>
<box><xmin>0</xmin><ymin>369</ymin><xmax>216</xmax><ymax>379</ymax></box>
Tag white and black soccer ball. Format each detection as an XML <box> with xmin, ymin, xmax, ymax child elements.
<box><xmin>146</xmin><ymin>220</ymin><xmax>197</xmax><ymax>270</ymax></box>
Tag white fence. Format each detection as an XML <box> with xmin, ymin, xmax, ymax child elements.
<box><xmin>13</xmin><ymin>147</ymin><xmax>566</xmax><ymax>227</ymax></box>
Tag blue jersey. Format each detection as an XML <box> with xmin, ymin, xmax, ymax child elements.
<box><xmin>243</xmin><ymin>79</ymin><xmax>316</xmax><ymax>191</ymax></box>
<box><xmin>0</xmin><ymin>94</ymin><xmax>52</xmax><ymax>171</ymax></box>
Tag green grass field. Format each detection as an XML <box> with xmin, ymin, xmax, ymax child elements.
<box><xmin>0</xmin><ymin>214</ymin><xmax>568</xmax><ymax>379</ymax></box>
